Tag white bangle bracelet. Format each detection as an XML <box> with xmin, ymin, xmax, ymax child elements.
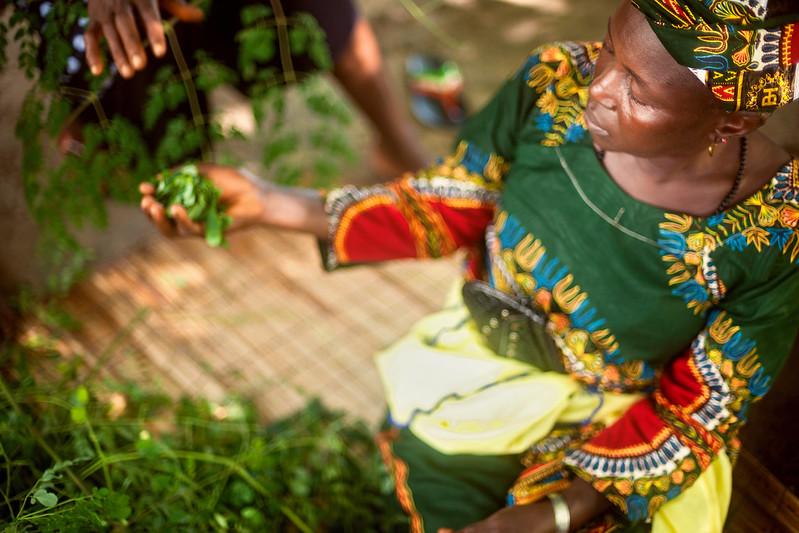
<box><xmin>546</xmin><ymin>492</ymin><xmax>571</xmax><ymax>533</ymax></box>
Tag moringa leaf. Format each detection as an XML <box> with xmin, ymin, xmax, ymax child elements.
<box><xmin>32</xmin><ymin>489</ymin><xmax>58</xmax><ymax>508</ymax></box>
<box><xmin>240</xmin><ymin>4</ymin><xmax>272</xmax><ymax>26</ymax></box>
<box><xmin>155</xmin><ymin>164</ymin><xmax>230</xmax><ymax>247</ymax></box>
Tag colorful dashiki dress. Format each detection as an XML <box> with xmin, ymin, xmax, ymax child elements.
<box><xmin>320</xmin><ymin>41</ymin><xmax>799</xmax><ymax>532</ymax></box>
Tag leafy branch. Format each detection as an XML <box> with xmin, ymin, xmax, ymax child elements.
<box><xmin>4</xmin><ymin>0</ymin><xmax>356</xmax><ymax>294</ymax></box>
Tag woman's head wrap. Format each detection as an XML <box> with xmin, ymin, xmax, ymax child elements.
<box><xmin>632</xmin><ymin>0</ymin><xmax>799</xmax><ymax>112</ymax></box>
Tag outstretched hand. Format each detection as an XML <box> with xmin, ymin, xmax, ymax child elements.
<box><xmin>140</xmin><ymin>163</ymin><xmax>268</xmax><ymax>238</ymax></box>
<box><xmin>85</xmin><ymin>0</ymin><xmax>204</xmax><ymax>78</ymax></box>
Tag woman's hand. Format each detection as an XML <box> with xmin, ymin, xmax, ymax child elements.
<box><xmin>438</xmin><ymin>501</ymin><xmax>557</xmax><ymax>533</ymax></box>
<box><xmin>140</xmin><ymin>163</ymin><xmax>268</xmax><ymax>238</ymax></box>
<box><xmin>439</xmin><ymin>478</ymin><xmax>611</xmax><ymax>533</ymax></box>
<box><xmin>85</xmin><ymin>0</ymin><xmax>204</xmax><ymax>78</ymax></box>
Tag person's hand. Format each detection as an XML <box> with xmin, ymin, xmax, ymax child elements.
<box><xmin>437</xmin><ymin>501</ymin><xmax>557</xmax><ymax>533</ymax></box>
<box><xmin>140</xmin><ymin>163</ymin><xmax>268</xmax><ymax>238</ymax></box>
<box><xmin>85</xmin><ymin>0</ymin><xmax>204</xmax><ymax>78</ymax></box>
<box><xmin>439</xmin><ymin>478</ymin><xmax>611</xmax><ymax>533</ymax></box>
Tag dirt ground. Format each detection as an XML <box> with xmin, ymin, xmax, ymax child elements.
<box><xmin>2</xmin><ymin>0</ymin><xmax>796</xmax><ymax>293</ymax></box>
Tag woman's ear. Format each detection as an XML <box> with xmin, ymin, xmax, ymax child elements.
<box><xmin>715</xmin><ymin>111</ymin><xmax>767</xmax><ymax>139</ymax></box>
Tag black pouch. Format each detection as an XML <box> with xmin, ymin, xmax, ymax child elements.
<box><xmin>461</xmin><ymin>280</ymin><xmax>564</xmax><ymax>373</ymax></box>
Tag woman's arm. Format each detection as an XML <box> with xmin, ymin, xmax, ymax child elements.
<box><xmin>441</xmin><ymin>478</ymin><xmax>610</xmax><ymax>533</ymax></box>
<box><xmin>140</xmin><ymin>163</ymin><xmax>329</xmax><ymax>239</ymax></box>
<box><xmin>254</xmin><ymin>179</ymin><xmax>328</xmax><ymax>239</ymax></box>
<box><xmin>141</xmin><ymin>149</ymin><xmax>505</xmax><ymax>270</ymax></box>
<box><xmin>561</xmin><ymin>477</ymin><xmax>612</xmax><ymax>528</ymax></box>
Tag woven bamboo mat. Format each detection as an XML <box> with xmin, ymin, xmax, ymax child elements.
<box><xmin>58</xmin><ymin>228</ymin><xmax>460</xmax><ymax>425</ymax></box>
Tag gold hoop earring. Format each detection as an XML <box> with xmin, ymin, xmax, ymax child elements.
<box><xmin>708</xmin><ymin>142</ymin><xmax>715</xmax><ymax>157</ymax></box>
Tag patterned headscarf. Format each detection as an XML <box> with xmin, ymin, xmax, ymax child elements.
<box><xmin>632</xmin><ymin>0</ymin><xmax>799</xmax><ymax>112</ymax></box>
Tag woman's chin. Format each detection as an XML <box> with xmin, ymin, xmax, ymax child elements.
<box><xmin>587</xmin><ymin>129</ymin><xmax>613</xmax><ymax>153</ymax></box>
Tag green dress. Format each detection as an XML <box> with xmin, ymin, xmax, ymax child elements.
<box><xmin>321</xmin><ymin>41</ymin><xmax>799</xmax><ymax>532</ymax></box>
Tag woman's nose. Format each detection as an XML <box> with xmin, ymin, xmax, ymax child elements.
<box><xmin>589</xmin><ymin>59</ymin><xmax>620</xmax><ymax>111</ymax></box>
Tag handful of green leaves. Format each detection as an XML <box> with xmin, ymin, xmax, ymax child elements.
<box><xmin>155</xmin><ymin>164</ymin><xmax>232</xmax><ymax>247</ymax></box>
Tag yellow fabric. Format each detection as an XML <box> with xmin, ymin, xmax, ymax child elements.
<box><xmin>376</xmin><ymin>301</ymin><xmax>580</xmax><ymax>455</ymax></box>
<box><xmin>652</xmin><ymin>450</ymin><xmax>732</xmax><ymax>533</ymax></box>
<box><xmin>375</xmin><ymin>280</ymin><xmax>731</xmax><ymax>529</ymax></box>
<box><xmin>375</xmin><ymin>281</ymin><xmax>641</xmax><ymax>455</ymax></box>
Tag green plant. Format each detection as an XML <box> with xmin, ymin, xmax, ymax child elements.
<box><xmin>0</xmin><ymin>330</ymin><xmax>407</xmax><ymax>531</ymax></box>
<box><xmin>3</xmin><ymin>0</ymin><xmax>356</xmax><ymax>293</ymax></box>
<box><xmin>155</xmin><ymin>164</ymin><xmax>231</xmax><ymax>247</ymax></box>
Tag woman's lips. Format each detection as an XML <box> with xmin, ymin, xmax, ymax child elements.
<box><xmin>584</xmin><ymin>107</ymin><xmax>610</xmax><ymax>137</ymax></box>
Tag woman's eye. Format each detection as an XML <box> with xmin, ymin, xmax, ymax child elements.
<box><xmin>628</xmin><ymin>80</ymin><xmax>647</xmax><ymax>106</ymax></box>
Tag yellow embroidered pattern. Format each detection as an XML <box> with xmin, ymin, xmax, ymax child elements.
<box><xmin>659</xmin><ymin>160</ymin><xmax>799</xmax><ymax>315</ymax></box>
<box><xmin>526</xmin><ymin>43</ymin><xmax>601</xmax><ymax>147</ymax></box>
<box><xmin>494</xmin><ymin>210</ymin><xmax>653</xmax><ymax>391</ymax></box>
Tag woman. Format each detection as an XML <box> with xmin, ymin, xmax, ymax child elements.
<box><xmin>140</xmin><ymin>0</ymin><xmax>799</xmax><ymax>531</ymax></box>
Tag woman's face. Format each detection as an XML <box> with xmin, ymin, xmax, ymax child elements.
<box><xmin>585</xmin><ymin>1</ymin><xmax>725</xmax><ymax>157</ymax></box>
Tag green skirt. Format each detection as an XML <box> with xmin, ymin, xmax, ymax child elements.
<box><xmin>377</xmin><ymin>425</ymin><xmax>523</xmax><ymax>533</ymax></box>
